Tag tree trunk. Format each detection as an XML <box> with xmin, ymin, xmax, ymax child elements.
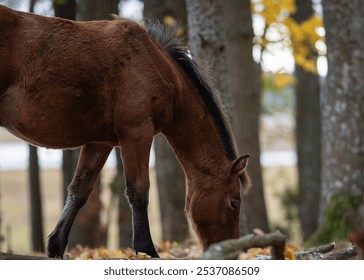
<box><xmin>77</xmin><ymin>0</ymin><xmax>119</xmax><ymax>20</ymax></box>
<box><xmin>142</xmin><ymin>0</ymin><xmax>187</xmax><ymax>31</ymax></box>
<box><xmin>143</xmin><ymin>0</ymin><xmax>189</xmax><ymax>243</ymax></box>
<box><xmin>28</xmin><ymin>145</ymin><xmax>45</xmax><ymax>252</ymax></box>
<box><xmin>154</xmin><ymin>136</ymin><xmax>187</xmax><ymax>242</ymax></box>
<box><xmin>292</xmin><ymin>0</ymin><xmax>321</xmax><ymax>242</ymax></box>
<box><xmin>222</xmin><ymin>0</ymin><xmax>269</xmax><ymax>233</ymax></box>
<box><xmin>61</xmin><ymin>149</ymin><xmax>78</xmax><ymax>204</ymax></box>
<box><xmin>53</xmin><ymin>0</ymin><xmax>76</xmax><ymax>20</ymax></box>
<box><xmin>319</xmin><ymin>0</ymin><xmax>364</xmax><ymax>242</ymax></box>
<box><xmin>186</xmin><ymin>0</ymin><xmax>232</xmax><ymax>111</ymax></box>
<box><xmin>110</xmin><ymin>148</ymin><xmax>132</xmax><ymax>248</ymax></box>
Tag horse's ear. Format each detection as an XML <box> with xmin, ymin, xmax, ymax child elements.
<box><xmin>230</xmin><ymin>154</ymin><xmax>249</xmax><ymax>177</ymax></box>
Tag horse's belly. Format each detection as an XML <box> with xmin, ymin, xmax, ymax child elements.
<box><xmin>4</xmin><ymin>114</ymin><xmax>106</xmax><ymax>149</ymax></box>
<box><xmin>0</xmin><ymin>85</ymin><xmax>112</xmax><ymax>149</ymax></box>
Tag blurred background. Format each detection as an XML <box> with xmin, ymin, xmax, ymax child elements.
<box><xmin>0</xmin><ymin>0</ymin><xmax>361</xmax><ymax>256</ymax></box>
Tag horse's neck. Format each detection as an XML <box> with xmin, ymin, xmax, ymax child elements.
<box><xmin>162</xmin><ymin>86</ymin><xmax>230</xmax><ymax>180</ymax></box>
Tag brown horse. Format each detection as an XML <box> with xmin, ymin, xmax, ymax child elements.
<box><xmin>0</xmin><ymin>5</ymin><xmax>250</xmax><ymax>258</ymax></box>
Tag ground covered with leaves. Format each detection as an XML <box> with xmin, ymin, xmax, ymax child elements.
<box><xmin>60</xmin><ymin>239</ymin><xmax>359</xmax><ymax>260</ymax></box>
<box><xmin>1</xmin><ymin>230</ymin><xmax>361</xmax><ymax>260</ymax></box>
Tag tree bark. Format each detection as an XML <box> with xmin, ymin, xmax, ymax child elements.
<box><xmin>186</xmin><ymin>0</ymin><xmax>232</xmax><ymax>111</ymax></box>
<box><xmin>222</xmin><ymin>0</ymin><xmax>269</xmax><ymax>233</ymax></box>
<box><xmin>143</xmin><ymin>0</ymin><xmax>189</xmax><ymax>243</ymax></box>
<box><xmin>292</xmin><ymin>0</ymin><xmax>321</xmax><ymax>242</ymax></box>
<box><xmin>28</xmin><ymin>145</ymin><xmax>45</xmax><ymax>252</ymax></box>
<box><xmin>320</xmin><ymin>0</ymin><xmax>364</xmax><ymax>239</ymax></box>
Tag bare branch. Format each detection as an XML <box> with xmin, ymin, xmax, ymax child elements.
<box><xmin>202</xmin><ymin>231</ymin><xmax>287</xmax><ymax>260</ymax></box>
<box><xmin>295</xmin><ymin>243</ymin><xmax>335</xmax><ymax>260</ymax></box>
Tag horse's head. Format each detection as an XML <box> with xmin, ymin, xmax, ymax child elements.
<box><xmin>186</xmin><ymin>154</ymin><xmax>250</xmax><ymax>250</ymax></box>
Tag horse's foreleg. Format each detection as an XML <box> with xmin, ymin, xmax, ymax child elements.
<box><xmin>120</xmin><ymin>136</ymin><xmax>159</xmax><ymax>258</ymax></box>
<box><xmin>47</xmin><ymin>143</ymin><xmax>112</xmax><ymax>258</ymax></box>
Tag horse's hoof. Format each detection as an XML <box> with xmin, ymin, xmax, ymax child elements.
<box><xmin>47</xmin><ymin>234</ymin><xmax>66</xmax><ymax>259</ymax></box>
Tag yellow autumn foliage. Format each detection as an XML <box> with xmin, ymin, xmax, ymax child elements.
<box><xmin>275</xmin><ymin>72</ymin><xmax>296</xmax><ymax>89</ymax></box>
<box><xmin>252</xmin><ymin>0</ymin><xmax>324</xmax><ymax>74</ymax></box>
<box><xmin>263</xmin><ymin>72</ymin><xmax>296</xmax><ymax>89</ymax></box>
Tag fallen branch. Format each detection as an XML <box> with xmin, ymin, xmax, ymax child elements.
<box><xmin>295</xmin><ymin>243</ymin><xmax>357</xmax><ymax>260</ymax></box>
<box><xmin>321</xmin><ymin>246</ymin><xmax>357</xmax><ymax>260</ymax></box>
<box><xmin>202</xmin><ymin>231</ymin><xmax>287</xmax><ymax>260</ymax></box>
<box><xmin>295</xmin><ymin>243</ymin><xmax>335</xmax><ymax>260</ymax></box>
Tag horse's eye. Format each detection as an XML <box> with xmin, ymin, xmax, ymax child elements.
<box><xmin>230</xmin><ymin>199</ymin><xmax>240</xmax><ymax>209</ymax></box>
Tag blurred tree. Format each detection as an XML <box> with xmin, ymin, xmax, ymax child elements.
<box><xmin>317</xmin><ymin>0</ymin><xmax>364</xmax><ymax>243</ymax></box>
<box><xmin>186</xmin><ymin>0</ymin><xmax>231</xmax><ymax>111</ymax></box>
<box><xmin>292</xmin><ymin>0</ymin><xmax>321</xmax><ymax>242</ymax></box>
<box><xmin>109</xmin><ymin>148</ymin><xmax>132</xmax><ymax>248</ymax></box>
<box><xmin>28</xmin><ymin>145</ymin><xmax>45</xmax><ymax>252</ymax></box>
<box><xmin>77</xmin><ymin>0</ymin><xmax>118</xmax><ymax>20</ymax></box>
<box><xmin>54</xmin><ymin>0</ymin><xmax>76</xmax><ymax>20</ymax></box>
<box><xmin>222</xmin><ymin>0</ymin><xmax>269</xmax><ymax>234</ymax></box>
<box><xmin>142</xmin><ymin>0</ymin><xmax>189</xmax><ymax>243</ymax></box>
<box><xmin>61</xmin><ymin>150</ymin><xmax>78</xmax><ymax>206</ymax></box>
<box><xmin>28</xmin><ymin>0</ymin><xmax>45</xmax><ymax>253</ymax></box>
<box><xmin>142</xmin><ymin>0</ymin><xmax>187</xmax><ymax>31</ymax></box>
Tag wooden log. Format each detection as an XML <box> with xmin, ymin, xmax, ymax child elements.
<box><xmin>295</xmin><ymin>243</ymin><xmax>335</xmax><ymax>260</ymax></box>
<box><xmin>202</xmin><ymin>231</ymin><xmax>287</xmax><ymax>260</ymax></box>
<box><xmin>295</xmin><ymin>243</ymin><xmax>358</xmax><ymax>260</ymax></box>
<box><xmin>321</xmin><ymin>246</ymin><xmax>357</xmax><ymax>260</ymax></box>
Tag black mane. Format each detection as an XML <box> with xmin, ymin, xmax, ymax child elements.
<box><xmin>146</xmin><ymin>22</ymin><xmax>238</xmax><ymax>161</ymax></box>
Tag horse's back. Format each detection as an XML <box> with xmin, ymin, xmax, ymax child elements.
<box><xmin>0</xmin><ymin>8</ymin><xmax>117</xmax><ymax>147</ymax></box>
<box><xmin>0</xmin><ymin>7</ymin><xmax>179</xmax><ymax>148</ymax></box>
